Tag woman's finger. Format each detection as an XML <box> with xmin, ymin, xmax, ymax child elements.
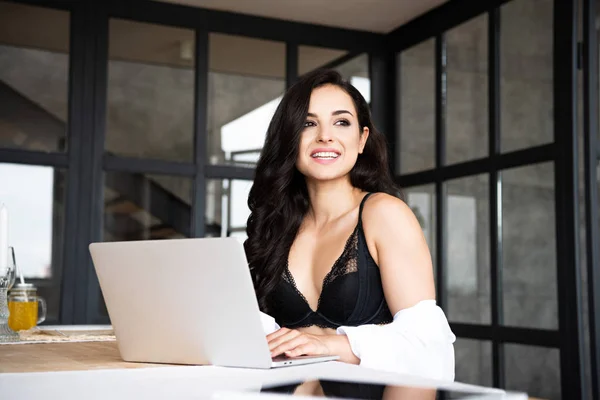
<box><xmin>266</xmin><ymin>327</ymin><xmax>291</xmax><ymax>342</ymax></box>
<box><xmin>267</xmin><ymin>329</ymin><xmax>301</xmax><ymax>351</ymax></box>
<box><xmin>284</xmin><ymin>342</ymin><xmax>318</xmax><ymax>357</ymax></box>
<box><xmin>270</xmin><ymin>335</ymin><xmax>310</xmax><ymax>357</ymax></box>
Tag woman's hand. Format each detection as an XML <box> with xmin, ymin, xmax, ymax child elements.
<box><xmin>267</xmin><ymin>328</ymin><xmax>330</xmax><ymax>358</ymax></box>
<box><xmin>266</xmin><ymin>328</ymin><xmax>360</xmax><ymax>364</ymax></box>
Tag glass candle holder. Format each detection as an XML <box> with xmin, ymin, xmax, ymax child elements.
<box><xmin>0</xmin><ymin>247</ymin><xmax>20</xmax><ymax>342</ymax></box>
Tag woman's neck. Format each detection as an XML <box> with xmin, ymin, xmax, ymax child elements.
<box><xmin>305</xmin><ymin>177</ymin><xmax>364</xmax><ymax>229</ymax></box>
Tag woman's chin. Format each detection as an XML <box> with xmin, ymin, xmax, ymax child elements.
<box><xmin>304</xmin><ymin>171</ymin><xmax>351</xmax><ymax>183</ymax></box>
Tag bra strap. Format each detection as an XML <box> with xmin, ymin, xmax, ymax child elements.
<box><xmin>347</xmin><ymin>192</ymin><xmax>375</xmax><ymax>323</ymax></box>
<box><xmin>358</xmin><ymin>192</ymin><xmax>375</xmax><ymax>225</ymax></box>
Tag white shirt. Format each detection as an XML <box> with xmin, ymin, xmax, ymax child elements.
<box><xmin>260</xmin><ymin>300</ymin><xmax>456</xmax><ymax>381</ymax></box>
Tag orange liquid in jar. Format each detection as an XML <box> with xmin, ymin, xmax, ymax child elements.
<box><xmin>8</xmin><ymin>301</ymin><xmax>38</xmax><ymax>331</ymax></box>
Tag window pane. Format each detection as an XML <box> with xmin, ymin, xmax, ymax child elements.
<box><xmin>298</xmin><ymin>45</ymin><xmax>348</xmax><ymax>77</ymax></box>
<box><xmin>0</xmin><ymin>2</ymin><xmax>69</xmax><ymax>152</ymax></box>
<box><xmin>99</xmin><ymin>172</ymin><xmax>191</xmax><ymax>318</ymax></box>
<box><xmin>403</xmin><ymin>185</ymin><xmax>436</xmax><ymax>279</ymax></box>
<box><xmin>502</xmin><ymin>162</ymin><xmax>557</xmax><ymax>329</ymax></box>
<box><xmin>106</xmin><ymin>19</ymin><xmax>194</xmax><ymax>161</ymax></box>
<box><xmin>208</xmin><ymin>34</ymin><xmax>285</xmax><ymax>167</ymax></box>
<box><xmin>598</xmin><ymin>20</ymin><xmax>600</xmax><ymax>143</ymax></box>
<box><xmin>445</xmin><ymin>174</ymin><xmax>490</xmax><ymax>324</ymax></box>
<box><xmin>577</xmin><ymin>71</ymin><xmax>593</xmax><ymax>397</ymax></box>
<box><xmin>500</xmin><ymin>0</ymin><xmax>553</xmax><ymax>152</ymax></box>
<box><xmin>505</xmin><ymin>344</ymin><xmax>560</xmax><ymax>399</ymax></box>
<box><xmin>103</xmin><ymin>172</ymin><xmax>192</xmax><ymax>241</ymax></box>
<box><xmin>333</xmin><ymin>53</ymin><xmax>370</xmax><ymax>103</ymax></box>
<box><xmin>446</xmin><ymin>14</ymin><xmax>488</xmax><ymax>164</ymax></box>
<box><xmin>299</xmin><ymin>48</ymin><xmax>370</xmax><ymax>103</ymax></box>
<box><xmin>454</xmin><ymin>339</ymin><xmax>492</xmax><ymax>387</ymax></box>
<box><xmin>398</xmin><ymin>39</ymin><xmax>435</xmax><ymax>174</ymax></box>
<box><xmin>206</xmin><ymin>179</ymin><xmax>253</xmax><ymax>242</ymax></box>
<box><xmin>0</xmin><ymin>163</ymin><xmax>66</xmax><ymax>324</ymax></box>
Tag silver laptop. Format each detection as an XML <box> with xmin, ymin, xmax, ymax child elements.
<box><xmin>89</xmin><ymin>237</ymin><xmax>338</xmax><ymax>369</ymax></box>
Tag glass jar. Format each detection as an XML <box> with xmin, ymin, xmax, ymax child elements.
<box><xmin>8</xmin><ymin>283</ymin><xmax>46</xmax><ymax>331</ymax></box>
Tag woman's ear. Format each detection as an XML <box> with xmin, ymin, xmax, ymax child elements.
<box><xmin>359</xmin><ymin>127</ymin><xmax>370</xmax><ymax>154</ymax></box>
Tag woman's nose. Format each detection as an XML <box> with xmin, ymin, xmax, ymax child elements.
<box><xmin>316</xmin><ymin>127</ymin><xmax>333</xmax><ymax>143</ymax></box>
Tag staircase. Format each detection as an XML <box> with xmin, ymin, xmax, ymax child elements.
<box><xmin>0</xmin><ymin>79</ymin><xmax>214</xmax><ymax>240</ymax></box>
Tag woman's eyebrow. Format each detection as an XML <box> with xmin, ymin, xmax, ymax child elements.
<box><xmin>306</xmin><ymin>110</ymin><xmax>354</xmax><ymax>118</ymax></box>
<box><xmin>332</xmin><ymin>110</ymin><xmax>353</xmax><ymax>116</ymax></box>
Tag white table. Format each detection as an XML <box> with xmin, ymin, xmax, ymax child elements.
<box><xmin>0</xmin><ymin>338</ymin><xmax>525</xmax><ymax>399</ymax></box>
<box><xmin>1</xmin><ymin>359</ymin><xmax>526</xmax><ymax>399</ymax></box>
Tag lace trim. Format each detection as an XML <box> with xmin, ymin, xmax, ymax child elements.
<box><xmin>286</xmin><ymin>310</ymin><xmax>394</xmax><ymax>330</ymax></box>
<box><xmin>320</xmin><ymin>227</ymin><xmax>359</xmax><ymax>292</ymax></box>
<box><xmin>286</xmin><ymin>322</ymin><xmax>341</xmax><ymax>329</ymax></box>
<box><xmin>288</xmin><ymin>322</ymin><xmax>393</xmax><ymax>329</ymax></box>
<box><xmin>283</xmin><ymin>267</ymin><xmax>312</xmax><ymax>307</ymax></box>
<box><xmin>284</xmin><ymin>225</ymin><xmax>360</xmax><ymax>311</ymax></box>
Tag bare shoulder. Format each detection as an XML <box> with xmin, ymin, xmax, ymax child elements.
<box><xmin>361</xmin><ymin>192</ymin><xmax>419</xmax><ymax>229</ymax></box>
<box><xmin>360</xmin><ymin>192</ymin><xmax>426</xmax><ymax>261</ymax></box>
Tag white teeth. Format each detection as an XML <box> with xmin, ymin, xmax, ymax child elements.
<box><xmin>311</xmin><ymin>152</ymin><xmax>339</xmax><ymax>159</ymax></box>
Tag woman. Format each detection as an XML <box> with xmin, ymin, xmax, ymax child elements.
<box><xmin>245</xmin><ymin>69</ymin><xmax>455</xmax><ymax>381</ymax></box>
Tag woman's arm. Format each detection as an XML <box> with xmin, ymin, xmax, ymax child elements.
<box><xmin>361</xmin><ymin>192</ymin><xmax>436</xmax><ymax>311</ymax></box>
<box><xmin>267</xmin><ymin>193</ymin><xmax>455</xmax><ymax>379</ymax></box>
<box><xmin>335</xmin><ymin>193</ymin><xmax>455</xmax><ymax>379</ymax></box>
<box><xmin>335</xmin><ymin>300</ymin><xmax>455</xmax><ymax>380</ymax></box>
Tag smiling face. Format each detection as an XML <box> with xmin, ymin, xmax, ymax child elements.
<box><xmin>296</xmin><ymin>84</ymin><xmax>369</xmax><ymax>183</ymax></box>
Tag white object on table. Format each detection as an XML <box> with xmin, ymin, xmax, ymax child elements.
<box><xmin>0</xmin><ymin>203</ymin><xmax>8</xmax><ymax>273</ymax></box>
<box><xmin>38</xmin><ymin>325</ymin><xmax>113</xmax><ymax>332</ymax></box>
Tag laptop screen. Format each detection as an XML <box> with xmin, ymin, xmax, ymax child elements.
<box><xmin>259</xmin><ymin>379</ymin><xmax>514</xmax><ymax>400</ymax></box>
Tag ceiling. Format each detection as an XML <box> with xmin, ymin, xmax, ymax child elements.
<box><xmin>0</xmin><ymin>0</ymin><xmax>447</xmax><ymax>79</ymax></box>
<box><xmin>0</xmin><ymin>2</ymin><xmax>347</xmax><ymax>78</ymax></box>
<box><xmin>154</xmin><ymin>0</ymin><xmax>449</xmax><ymax>33</ymax></box>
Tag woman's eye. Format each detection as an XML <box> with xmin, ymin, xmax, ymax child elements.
<box><xmin>335</xmin><ymin>119</ymin><xmax>350</xmax><ymax>126</ymax></box>
<box><xmin>304</xmin><ymin>121</ymin><xmax>316</xmax><ymax>127</ymax></box>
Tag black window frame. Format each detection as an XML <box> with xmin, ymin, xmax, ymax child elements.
<box><xmin>391</xmin><ymin>0</ymin><xmax>589</xmax><ymax>397</ymax></box>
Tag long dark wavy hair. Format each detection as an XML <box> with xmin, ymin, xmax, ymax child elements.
<box><xmin>244</xmin><ymin>68</ymin><xmax>400</xmax><ymax>312</ymax></box>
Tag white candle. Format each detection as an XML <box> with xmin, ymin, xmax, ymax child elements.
<box><xmin>0</xmin><ymin>204</ymin><xmax>8</xmax><ymax>272</ymax></box>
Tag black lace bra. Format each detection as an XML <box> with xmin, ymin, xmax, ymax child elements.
<box><xmin>266</xmin><ymin>193</ymin><xmax>393</xmax><ymax>329</ymax></box>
